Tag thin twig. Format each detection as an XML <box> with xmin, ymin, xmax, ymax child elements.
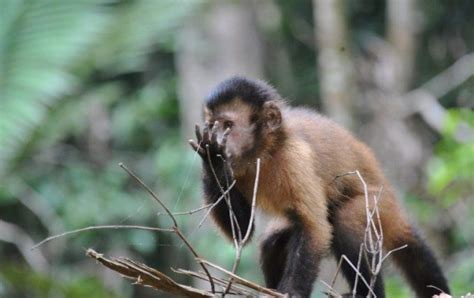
<box><xmin>205</xmin><ymin>146</ymin><xmax>243</xmax><ymax>241</ymax></box>
<box><xmin>243</xmin><ymin>158</ymin><xmax>260</xmax><ymax>245</ymax></box>
<box><xmin>86</xmin><ymin>248</ymin><xmax>212</xmax><ymax>297</ymax></box>
<box><xmin>198</xmin><ymin>258</ymin><xmax>285</xmax><ymax>297</ymax></box>
<box><xmin>330</xmin><ymin>256</ymin><xmax>344</xmax><ymax>290</ymax></box>
<box><xmin>32</xmin><ymin>225</ymin><xmax>174</xmax><ymax>250</ymax></box>
<box><xmin>172</xmin><ymin>268</ymin><xmax>252</xmax><ymax>295</ymax></box>
<box><xmin>381</xmin><ymin>244</ymin><xmax>408</xmax><ymax>264</ymax></box>
<box><xmin>159</xmin><ymin>203</ymin><xmax>213</xmax><ymax>216</ymax></box>
<box><xmin>328</xmin><ymin>171</ymin><xmax>407</xmax><ymax>296</ymax></box>
<box><xmin>119</xmin><ymin>163</ymin><xmax>178</xmax><ymax>227</ymax></box>
<box><xmin>320</xmin><ymin>280</ymin><xmax>342</xmax><ymax>298</ymax></box>
<box><xmin>426</xmin><ymin>285</ymin><xmax>446</xmax><ymax>294</ymax></box>
<box><xmin>340</xmin><ymin>255</ymin><xmax>377</xmax><ymax>297</ymax></box>
<box><xmin>197</xmin><ymin>180</ymin><xmax>236</xmax><ymax>228</ymax></box>
<box><xmin>119</xmin><ymin>163</ymin><xmax>215</xmax><ymax>293</ymax></box>
<box><xmin>224</xmin><ymin>158</ymin><xmax>261</xmax><ymax>294</ymax></box>
<box><xmin>352</xmin><ymin>243</ymin><xmax>364</xmax><ymax>298</ymax></box>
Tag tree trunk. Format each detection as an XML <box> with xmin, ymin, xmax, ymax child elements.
<box><xmin>387</xmin><ymin>0</ymin><xmax>417</xmax><ymax>92</ymax></box>
<box><xmin>313</xmin><ymin>0</ymin><xmax>355</xmax><ymax>129</ymax></box>
<box><xmin>176</xmin><ymin>1</ymin><xmax>264</xmax><ymax>139</ymax></box>
<box><xmin>355</xmin><ymin>0</ymin><xmax>428</xmax><ymax>192</ymax></box>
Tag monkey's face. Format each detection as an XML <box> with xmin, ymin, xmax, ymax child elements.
<box><xmin>205</xmin><ymin>99</ymin><xmax>259</xmax><ymax>171</ymax></box>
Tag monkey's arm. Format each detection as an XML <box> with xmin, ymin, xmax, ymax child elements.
<box><xmin>202</xmin><ymin>161</ymin><xmax>253</xmax><ymax>241</ymax></box>
<box><xmin>190</xmin><ymin>123</ymin><xmax>254</xmax><ymax>241</ymax></box>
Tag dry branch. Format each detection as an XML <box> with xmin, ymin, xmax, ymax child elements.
<box><xmin>224</xmin><ymin>158</ymin><xmax>261</xmax><ymax>294</ymax></box>
<box><xmin>86</xmin><ymin>249</ymin><xmax>212</xmax><ymax>297</ymax></box>
<box><xmin>118</xmin><ymin>163</ymin><xmax>216</xmax><ymax>293</ymax></box>
<box><xmin>323</xmin><ymin>170</ymin><xmax>408</xmax><ymax>297</ymax></box>
<box><xmin>33</xmin><ymin>161</ymin><xmax>283</xmax><ymax>297</ymax></box>
<box><xmin>32</xmin><ymin>225</ymin><xmax>174</xmax><ymax>250</ymax></box>
<box><xmin>86</xmin><ymin>248</ymin><xmax>283</xmax><ymax>297</ymax></box>
<box><xmin>198</xmin><ymin>258</ymin><xmax>285</xmax><ymax>297</ymax></box>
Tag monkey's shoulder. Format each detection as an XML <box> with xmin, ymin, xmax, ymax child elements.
<box><xmin>282</xmin><ymin>106</ymin><xmax>355</xmax><ymax>144</ymax></box>
<box><xmin>282</xmin><ymin>106</ymin><xmax>383</xmax><ymax>182</ymax></box>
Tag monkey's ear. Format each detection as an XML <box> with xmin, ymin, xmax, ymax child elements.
<box><xmin>263</xmin><ymin>101</ymin><xmax>282</xmax><ymax>131</ymax></box>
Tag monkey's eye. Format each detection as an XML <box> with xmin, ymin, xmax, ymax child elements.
<box><xmin>223</xmin><ymin>120</ymin><xmax>234</xmax><ymax>129</ymax></box>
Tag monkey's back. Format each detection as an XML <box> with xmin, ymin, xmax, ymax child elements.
<box><xmin>282</xmin><ymin>107</ymin><xmax>389</xmax><ymax>197</ymax></box>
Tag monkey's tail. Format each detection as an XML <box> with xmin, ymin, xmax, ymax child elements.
<box><xmin>391</xmin><ymin>228</ymin><xmax>450</xmax><ymax>298</ymax></box>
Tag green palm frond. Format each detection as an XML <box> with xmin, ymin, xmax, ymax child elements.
<box><xmin>0</xmin><ymin>0</ymin><xmax>109</xmax><ymax>174</ymax></box>
<box><xmin>0</xmin><ymin>0</ymin><xmax>200</xmax><ymax>176</ymax></box>
<box><xmin>89</xmin><ymin>0</ymin><xmax>198</xmax><ymax>74</ymax></box>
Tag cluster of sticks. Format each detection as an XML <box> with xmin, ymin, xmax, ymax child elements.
<box><xmin>34</xmin><ymin>160</ymin><xmax>283</xmax><ymax>297</ymax></box>
<box><xmin>323</xmin><ymin>171</ymin><xmax>407</xmax><ymax>298</ymax></box>
<box><xmin>33</xmin><ymin>161</ymin><xmax>407</xmax><ymax>297</ymax></box>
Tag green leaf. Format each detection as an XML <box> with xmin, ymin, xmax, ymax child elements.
<box><xmin>0</xmin><ymin>0</ymin><xmax>111</xmax><ymax>175</ymax></box>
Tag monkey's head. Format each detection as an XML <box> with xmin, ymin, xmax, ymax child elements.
<box><xmin>204</xmin><ymin>77</ymin><xmax>285</xmax><ymax>174</ymax></box>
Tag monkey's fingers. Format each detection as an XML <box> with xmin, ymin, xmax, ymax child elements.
<box><xmin>210</xmin><ymin>121</ymin><xmax>219</xmax><ymax>144</ymax></box>
<box><xmin>195</xmin><ymin>124</ymin><xmax>203</xmax><ymax>142</ymax></box>
<box><xmin>189</xmin><ymin>139</ymin><xmax>205</xmax><ymax>155</ymax></box>
<box><xmin>219</xmin><ymin>128</ymin><xmax>231</xmax><ymax>151</ymax></box>
<box><xmin>223</xmin><ymin>127</ymin><xmax>231</xmax><ymax>138</ymax></box>
<box><xmin>202</xmin><ymin>121</ymin><xmax>210</xmax><ymax>143</ymax></box>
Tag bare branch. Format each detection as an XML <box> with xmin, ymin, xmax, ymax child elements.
<box><xmin>224</xmin><ymin>158</ymin><xmax>261</xmax><ymax>293</ymax></box>
<box><xmin>86</xmin><ymin>249</ymin><xmax>212</xmax><ymax>297</ymax></box>
<box><xmin>320</xmin><ymin>280</ymin><xmax>342</xmax><ymax>298</ymax></box>
<box><xmin>327</xmin><ymin>171</ymin><xmax>407</xmax><ymax>296</ymax></box>
<box><xmin>32</xmin><ymin>225</ymin><xmax>174</xmax><ymax>250</ymax></box>
<box><xmin>119</xmin><ymin>162</ymin><xmax>215</xmax><ymax>293</ymax></box>
<box><xmin>198</xmin><ymin>258</ymin><xmax>285</xmax><ymax>297</ymax></box>
<box><xmin>243</xmin><ymin>158</ymin><xmax>260</xmax><ymax>245</ymax></box>
<box><xmin>330</xmin><ymin>255</ymin><xmax>344</xmax><ymax>290</ymax></box>
<box><xmin>381</xmin><ymin>244</ymin><xmax>408</xmax><ymax>264</ymax></box>
<box><xmin>119</xmin><ymin>163</ymin><xmax>178</xmax><ymax>227</ymax></box>
<box><xmin>160</xmin><ymin>203</ymin><xmax>214</xmax><ymax>216</ymax></box>
<box><xmin>172</xmin><ymin>268</ymin><xmax>253</xmax><ymax>295</ymax></box>
<box><xmin>352</xmin><ymin>243</ymin><xmax>364</xmax><ymax>297</ymax></box>
<box><xmin>205</xmin><ymin>146</ymin><xmax>243</xmax><ymax>241</ymax></box>
<box><xmin>340</xmin><ymin>255</ymin><xmax>377</xmax><ymax>298</ymax></box>
<box><xmin>197</xmin><ymin>180</ymin><xmax>236</xmax><ymax>228</ymax></box>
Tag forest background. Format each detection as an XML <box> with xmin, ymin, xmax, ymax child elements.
<box><xmin>0</xmin><ymin>0</ymin><xmax>473</xmax><ymax>297</ymax></box>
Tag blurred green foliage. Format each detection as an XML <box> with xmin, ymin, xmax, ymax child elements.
<box><xmin>426</xmin><ymin>109</ymin><xmax>474</xmax><ymax>293</ymax></box>
<box><xmin>428</xmin><ymin>109</ymin><xmax>474</xmax><ymax>205</ymax></box>
<box><xmin>0</xmin><ymin>0</ymin><xmax>472</xmax><ymax>297</ymax></box>
<box><xmin>0</xmin><ymin>0</ymin><xmax>200</xmax><ymax>296</ymax></box>
<box><xmin>1</xmin><ymin>264</ymin><xmax>119</xmax><ymax>298</ymax></box>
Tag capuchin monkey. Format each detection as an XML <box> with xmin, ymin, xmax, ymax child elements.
<box><xmin>189</xmin><ymin>76</ymin><xmax>450</xmax><ymax>298</ymax></box>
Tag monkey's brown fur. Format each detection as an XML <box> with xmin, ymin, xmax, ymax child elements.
<box><xmin>190</xmin><ymin>77</ymin><xmax>450</xmax><ymax>297</ymax></box>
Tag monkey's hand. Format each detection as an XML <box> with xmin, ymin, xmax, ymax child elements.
<box><xmin>189</xmin><ymin>121</ymin><xmax>231</xmax><ymax>167</ymax></box>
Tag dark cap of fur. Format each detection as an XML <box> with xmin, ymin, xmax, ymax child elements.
<box><xmin>205</xmin><ymin>76</ymin><xmax>281</xmax><ymax>109</ymax></box>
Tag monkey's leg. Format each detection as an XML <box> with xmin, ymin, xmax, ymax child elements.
<box><xmin>387</xmin><ymin>226</ymin><xmax>450</xmax><ymax>297</ymax></box>
<box><xmin>333</xmin><ymin>191</ymin><xmax>449</xmax><ymax>298</ymax></box>
<box><xmin>202</xmin><ymin>161</ymin><xmax>253</xmax><ymax>240</ymax></box>
<box><xmin>330</xmin><ymin>196</ymin><xmax>385</xmax><ymax>298</ymax></box>
<box><xmin>260</xmin><ymin>220</ymin><xmax>293</xmax><ymax>288</ymax></box>
<box><xmin>331</xmin><ymin>211</ymin><xmax>385</xmax><ymax>297</ymax></box>
<box><xmin>274</xmin><ymin>211</ymin><xmax>331</xmax><ymax>298</ymax></box>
